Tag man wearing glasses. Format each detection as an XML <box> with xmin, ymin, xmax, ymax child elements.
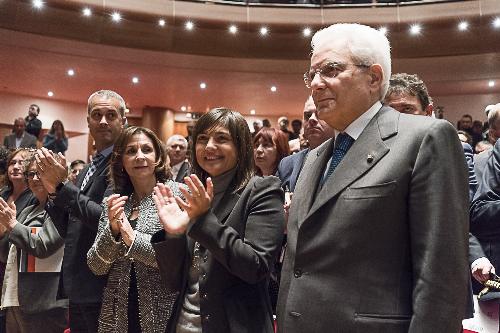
<box><xmin>36</xmin><ymin>90</ymin><xmax>126</xmax><ymax>333</ymax></box>
<box><xmin>277</xmin><ymin>23</ymin><xmax>469</xmax><ymax>332</ymax></box>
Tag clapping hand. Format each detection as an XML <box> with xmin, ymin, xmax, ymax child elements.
<box><xmin>36</xmin><ymin>147</ymin><xmax>68</xmax><ymax>193</ymax></box>
<box><xmin>107</xmin><ymin>194</ymin><xmax>128</xmax><ymax>238</ymax></box>
<box><xmin>119</xmin><ymin>215</ymin><xmax>135</xmax><ymax>247</ymax></box>
<box><xmin>0</xmin><ymin>198</ymin><xmax>18</xmax><ymax>231</ymax></box>
<box><xmin>178</xmin><ymin>175</ymin><xmax>214</xmax><ymax>220</ymax></box>
<box><xmin>153</xmin><ymin>183</ymin><xmax>190</xmax><ymax>235</ymax></box>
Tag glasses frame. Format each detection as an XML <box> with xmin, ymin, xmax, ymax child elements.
<box><xmin>303</xmin><ymin>62</ymin><xmax>371</xmax><ymax>89</ymax></box>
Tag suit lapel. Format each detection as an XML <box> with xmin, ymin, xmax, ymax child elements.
<box><xmin>80</xmin><ymin>155</ymin><xmax>111</xmax><ymax>192</ymax></box>
<box><xmin>289</xmin><ymin>149</ymin><xmax>309</xmax><ymax>192</ymax></box>
<box><xmin>213</xmin><ymin>190</ymin><xmax>240</xmax><ymax>223</ymax></box>
<box><xmin>175</xmin><ymin>161</ymin><xmax>189</xmax><ymax>183</ymax></box>
<box><xmin>303</xmin><ymin>107</ymin><xmax>398</xmax><ymax>224</ymax></box>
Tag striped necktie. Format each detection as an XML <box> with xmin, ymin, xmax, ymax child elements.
<box><xmin>320</xmin><ymin>133</ymin><xmax>354</xmax><ymax>185</ymax></box>
<box><xmin>80</xmin><ymin>153</ymin><xmax>104</xmax><ymax>190</ymax></box>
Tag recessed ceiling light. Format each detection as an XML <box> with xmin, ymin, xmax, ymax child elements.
<box><xmin>270</xmin><ymin>86</ymin><xmax>277</xmax><ymax>92</ymax></box>
<box><xmin>158</xmin><ymin>19</ymin><xmax>166</xmax><ymax>27</ymax></box>
<box><xmin>229</xmin><ymin>25</ymin><xmax>238</xmax><ymax>34</ymax></box>
<box><xmin>47</xmin><ymin>91</ymin><xmax>54</xmax><ymax>97</ymax></box>
<box><xmin>111</xmin><ymin>12</ymin><xmax>121</xmax><ymax>22</ymax></box>
<box><xmin>200</xmin><ymin>82</ymin><xmax>207</xmax><ymax>89</ymax></box>
<box><xmin>303</xmin><ymin>28</ymin><xmax>312</xmax><ymax>37</ymax></box>
<box><xmin>185</xmin><ymin>21</ymin><xmax>194</xmax><ymax>30</ymax></box>
<box><xmin>489</xmin><ymin>80</ymin><xmax>495</xmax><ymax>87</ymax></box>
<box><xmin>409</xmin><ymin>24</ymin><xmax>422</xmax><ymax>35</ymax></box>
<box><xmin>82</xmin><ymin>7</ymin><xmax>92</xmax><ymax>17</ymax></box>
<box><xmin>260</xmin><ymin>27</ymin><xmax>268</xmax><ymax>36</ymax></box>
<box><xmin>67</xmin><ymin>69</ymin><xmax>75</xmax><ymax>76</ymax></box>
<box><xmin>493</xmin><ymin>17</ymin><xmax>500</xmax><ymax>29</ymax></box>
<box><xmin>132</xmin><ymin>77</ymin><xmax>139</xmax><ymax>84</ymax></box>
<box><xmin>32</xmin><ymin>0</ymin><xmax>43</xmax><ymax>9</ymax></box>
<box><xmin>378</xmin><ymin>26</ymin><xmax>388</xmax><ymax>35</ymax></box>
<box><xmin>180</xmin><ymin>106</ymin><xmax>187</xmax><ymax>112</ymax></box>
<box><xmin>458</xmin><ymin>21</ymin><xmax>469</xmax><ymax>31</ymax></box>
<box><xmin>250</xmin><ymin>109</ymin><xmax>256</xmax><ymax>115</ymax></box>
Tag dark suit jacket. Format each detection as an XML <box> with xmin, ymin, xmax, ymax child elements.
<box><xmin>470</xmin><ymin>139</ymin><xmax>500</xmax><ymax>295</ymax></box>
<box><xmin>277</xmin><ymin>107</ymin><xmax>469</xmax><ymax>333</ymax></box>
<box><xmin>276</xmin><ymin>149</ymin><xmax>309</xmax><ymax>192</ymax></box>
<box><xmin>0</xmin><ymin>204</ymin><xmax>67</xmax><ymax>314</ymax></box>
<box><xmin>474</xmin><ymin>148</ymin><xmax>492</xmax><ymax>192</ymax></box>
<box><xmin>152</xmin><ymin>176</ymin><xmax>284</xmax><ymax>333</ymax></box>
<box><xmin>45</xmin><ymin>156</ymin><xmax>111</xmax><ymax>304</ymax></box>
<box><xmin>3</xmin><ymin>133</ymin><xmax>37</xmax><ymax>149</ymax></box>
<box><xmin>174</xmin><ymin>161</ymin><xmax>191</xmax><ymax>183</ymax></box>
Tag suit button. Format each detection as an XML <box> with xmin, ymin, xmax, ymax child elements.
<box><xmin>294</xmin><ymin>269</ymin><xmax>302</xmax><ymax>278</ymax></box>
<box><xmin>201</xmin><ymin>293</ymin><xmax>208</xmax><ymax>299</ymax></box>
<box><xmin>203</xmin><ymin>314</ymin><xmax>210</xmax><ymax>322</ymax></box>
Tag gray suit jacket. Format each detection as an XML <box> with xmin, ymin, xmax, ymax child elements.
<box><xmin>3</xmin><ymin>133</ymin><xmax>37</xmax><ymax>149</ymax></box>
<box><xmin>0</xmin><ymin>204</ymin><xmax>67</xmax><ymax>313</ymax></box>
<box><xmin>277</xmin><ymin>106</ymin><xmax>469</xmax><ymax>333</ymax></box>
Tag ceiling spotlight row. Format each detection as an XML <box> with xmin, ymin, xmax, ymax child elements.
<box><xmin>378</xmin><ymin>18</ymin><xmax>500</xmax><ymax>36</ymax></box>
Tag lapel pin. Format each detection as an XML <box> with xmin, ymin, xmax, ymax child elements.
<box><xmin>367</xmin><ymin>154</ymin><xmax>374</xmax><ymax>163</ymax></box>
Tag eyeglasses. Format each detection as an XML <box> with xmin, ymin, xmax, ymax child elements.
<box><xmin>303</xmin><ymin>62</ymin><xmax>371</xmax><ymax>89</ymax></box>
<box><xmin>24</xmin><ymin>171</ymin><xmax>40</xmax><ymax>179</ymax></box>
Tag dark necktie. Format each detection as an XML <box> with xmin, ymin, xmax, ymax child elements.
<box><xmin>320</xmin><ymin>133</ymin><xmax>355</xmax><ymax>185</ymax></box>
<box><xmin>80</xmin><ymin>153</ymin><xmax>104</xmax><ymax>190</ymax></box>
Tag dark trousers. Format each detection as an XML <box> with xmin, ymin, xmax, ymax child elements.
<box><xmin>69</xmin><ymin>303</ymin><xmax>101</xmax><ymax>333</ymax></box>
<box><xmin>5</xmin><ymin>307</ymin><xmax>68</xmax><ymax>333</ymax></box>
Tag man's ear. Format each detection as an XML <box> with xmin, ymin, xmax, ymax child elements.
<box><xmin>425</xmin><ymin>103</ymin><xmax>434</xmax><ymax>117</ymax></box>
<box><xmin>368</xmin><ymin>64</ymin><xmax>383</xmax><ymax>90</ymax></box>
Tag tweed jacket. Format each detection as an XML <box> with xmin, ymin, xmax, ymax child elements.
<box><xmin>87</xmin><ymin>179</ymin><xmax>182</xmax><ymax>333</ymax></box>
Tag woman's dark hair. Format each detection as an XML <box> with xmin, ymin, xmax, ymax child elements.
<box><xmin>191</xmin><ymin>107</ymin><xmax>254</xmax><ymax>192</ymax></box>
<box><xmin>253</xmin><ymin>127</ymin><xmax>290</xmax><ymax>176</ymax></box>
<box><xmin>1</xmin><ymin>149</ymin><xmax>32</xmax><ymax>189</ymax></box>
<box><xmin>110</xmin><ymin>126</ymin><xmax>171</xmax><ymax>195</ymax></box>
<box><xmin>49</xmin><ymin>120</ymin><xmax>67</xmax><ymax>138</ymax></box>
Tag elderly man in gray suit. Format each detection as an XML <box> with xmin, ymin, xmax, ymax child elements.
<box><xmin>3</xmin><ymin>118</ymin><xmax>37</xmax><ymax>149</ymax></box>
<box><xmin>277</xmin><ymin>23</ymin><xmax>469</xmax><ymax>332</ymax></box>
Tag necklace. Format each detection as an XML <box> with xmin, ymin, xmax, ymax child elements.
<box><xmin>130</xmin><ymin>193</ymin><xmax>141</xmax><ymax>213</ymax></box>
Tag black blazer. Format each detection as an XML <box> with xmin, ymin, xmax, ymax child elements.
<box><xmin>152</xmin><ymin>176</ymin><xmax>284</xmax><ymax>333</ymax></box>
<box><xmin>276</xmin><ymin>149</ymin><xmax>308</xmax><ymax>192</ymax></box>
<box><xmin>45</xmin><ymin>155</ymin><xmax>111</xmax><ymax>304</ymax></box>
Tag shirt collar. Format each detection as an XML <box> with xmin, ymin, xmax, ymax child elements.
<box><xmin>171</xmin><ymin>161</ymin><xmax>184</xmax><ymax>173</ymax></box>
<box><xmin>335</xmin><ymin>101</ymin><xmax>382</xmax><ymax>140</ymax></box>
<box><xmin>97</xmin><ymin>145</ymin><xmax>114</xmax><ymax>159</ymax></box>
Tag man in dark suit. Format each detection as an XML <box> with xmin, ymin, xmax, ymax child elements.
<box><xmin>25</xmin><ymin>104</ymin><xmax>42</xmax><ymax>140</ymax></box>
<box><xmin>474</xmin><ymin>104</ymin><xmax>500</xmax><ymax>186</ymax></box>
<box><xmin>36</xmin><ymin>90</ymin><xmax>126</xmax><ymax>333</ymax></box>
<box><xmin>277</xmin><ymin>95</ymin><xmax>334</xmax><ymax>192</ymax></box>
<box><xmin>3</xmin><ymin>118</ymin><xmax>38</xmax><ymax>149</ymax></box>
<box><xmin>277</xmin><ymin>23</ymin><xmax>469</xmax><ymax>332</ymax></box>
<box><xmin>166</xmin><ymin>134</ymin><xmax>190</xmax><ymax>183</ymax></box>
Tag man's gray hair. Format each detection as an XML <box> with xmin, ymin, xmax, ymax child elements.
<box><xmin>166</xmin><ymin>134</ymin><xmax>188</xmax><ymax>147</ymax></box>
<box><xmin>87</xmin><ymin>90</ymin><xmax>126</xmax><ymax>117</ymax></box>
<box><xmin>487</xmin><ymin>103</ymin><xmax>500</xmax><ymax>129</ymax></box>
<box><xmin>311</xmin><ymin>23</ymin><xmax>391</xmax><ymax>100</ymax></box>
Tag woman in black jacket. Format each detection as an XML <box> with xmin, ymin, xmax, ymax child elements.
<box><xmin>152</xmin><ymin>107</ymin><xmax>284</xmax><ymax>333</ymax></box>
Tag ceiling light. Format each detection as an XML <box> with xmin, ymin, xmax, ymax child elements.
<box><xmin>260</xmin><ymin>27</ymin><xmax>268</xmax><ymax>36</ymax></box>
<box><xmin>111</xmin><ymin>12</ymin><xmax>121</xmax><ymax>22</ymax></box>
<box><xmin>229</xmin><ymin>25</ymin><xmax>238</xmax><ymax>34</ymax></box>
<box><xmin>200</xmin><ymin>82</ymin><xmax>207</xmax><ymax>89</ymax></box>
<box><xmin>32</xmin><ymin>0</ymin><xmax>43</xmax><ymax>9</ymax></box>
<box><xmin>180</xmin><ymin>106</ymin><xmax>187</xmax><ymax>112</ymax></box>
<box><xmin>67</xmin><ymin>69</ymin><xmax>75</xmax><ymax>76</ymax></box>
<box><xmin>270</xmin><ymin>86</ymin><xmax>277</xmax><ymax>92</ymax></box>
<box><xmin>489</xmin><ymin>80</ymin><xmax>495</xmax><ymax>87</ymax></box>
<box><xmin>378</xmin><ymin>26</ymin><xmax>388</xmax><ymax>35</ymax></box>
<box><xmin>185</xmin><ymin>21</ymin><xmax>194</xmax><ymax>30</ymax></box>
<box><xmin>47</xmin><ymin>91</ymin><xmax>54</xmax><ymax>97</ymax></box>
<box><xmin>158</xmin><ymin>19</ymin><xmax>166</xmax><ymax>27</ymax></box>
<box><xmin>250</xmin><ymin>109</ymin><xmax>256</xmax><ymax>115</ymax></box>
<box><xmin>409</xmin><ymin>24</ymin><xmax>422</xmax><ymax>35</ymax></box>
<box><xmin>132</xmin><ymin>77</ymin><xmax>139</xmax><ymax>84</ymax></box>
<box><xmin>493</xmin><ymin>17</ymin><xmax>500</xmax><ymax>29</ymax></box>
<box><xmin>303</xmin><ymin>28</ymin><xmax>312</xmax><ymax>37</ymax></box>
<box><xmin>82</xmin><ymin>7</ymin><xmax>92</xmax><ymax>17</ymax></box>
<box><xmin>458</xmin><ymin>21</ymin><xmax>469</xmax><ymax>31</ymax></box>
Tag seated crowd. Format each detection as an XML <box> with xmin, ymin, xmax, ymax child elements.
<box><xmin>0</xmin><ymin>23</ymin><xmax>499</xmax><ymax>333</ymax></box>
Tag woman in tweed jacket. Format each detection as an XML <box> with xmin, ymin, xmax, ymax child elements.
<box><xmin>87</xmin><ymin>126</ymin><xmax>182</xmax><ymax>333</ymax></box>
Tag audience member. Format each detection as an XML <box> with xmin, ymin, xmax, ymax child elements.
<box><xmin>43</xmin><ymin>120</ymin><xmax>68</xmax><ymax>155</ymax></box>
<box><xmin>151</xmin><ymin>107</ymin><xmax>284</xmax><ymax>333</ymax></box>
<box><xmin>384</xmin><ymin>73</ymin><xmax>433</xmax><ymax>116</ymax></box>
<box><xmin>252</xmin><ymin>120</ymin><xmax>263</xmax><ymax>137</ymax></box>
<box><xmin>459</xmin><ymin>114</ymin><xmax>474</xmax><ymax>134</ymax></box>
<box><xmin>87</xmin><ymin>126</ymin><xmax>179</xmax><ymax>332</ymax></box>
<box><xmin>291</xmin><ymin>119</ymin><xmax>302</xmax><ymax>139</ymax></box>
<box><xmin>458</xmin><ymin>130</ymin><xmax>473</xmax><ymax>145</ymax></box>
<box><xmin>471</xmin><ymin>120</ymin><xmax>484</xmax><ymax>149</ymax></box>
<box><xmin>277</xmin><ymin>95</ymin><xmax>334</xmax><ymax>192</ymax></box>
<box><xmin>3</xmin><ymin>118</ymin><xmax>37</xmax><ymax>150</ymax></box>
<box><xmin>166</xmin><ymin>134</ymin><xmax>190</xmax><ymax>183</ymax></box>
<box><xmin>474</xmin><ymin>104</ymin><xmax>500</xmax><ymax>186</ymax></box>
<box><xmin>253</xmin><ymin>127</ymin><xmax>290</xmax><ymax>176</ymax></box>
<box><xmin>262</xmin><ymin>118</ymin><xmax>272</xmax><ymax>128</ymax></box>
<box><xmin>277</xmin><ymin>23</ymin><xmax>469</xmax><ymax>332</ymax></box>
<box><xmin>25</xmin><ymin>104</ymin><xmax>42</xmax><ymax>140</ymax></box>
<box><xmin>476</xmin><ymin>140</ymin><xmax>493</xmax><ymax>154</ymax></box>
<box><xmin>37</xmin><ymin>90</ymin><xmax>126</xmax><ymax>333</ymax></box>
<box><xmin>0</xmin><ymin>152</ymin><xmax>67</xmax><ymax>332</ymax></box>
<box><xmin>0</xmin><ymin>147</ymin><xmax>9</xmax><ymax>186</ymax></box>
<box><xmin>68</xmin><ymin>159</ymin><xmax>85</xmax><ymax>185</ymax></box>
<box><xmin>277</xmin><ymin>116</ymin><xmax>296</xmax><ymax>140</ymax></box>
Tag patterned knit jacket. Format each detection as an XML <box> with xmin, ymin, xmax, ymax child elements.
<box><xmin>87</xmin><ymin>180</ymin><xmax>182</xmax><ymax>333</ymax></box>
